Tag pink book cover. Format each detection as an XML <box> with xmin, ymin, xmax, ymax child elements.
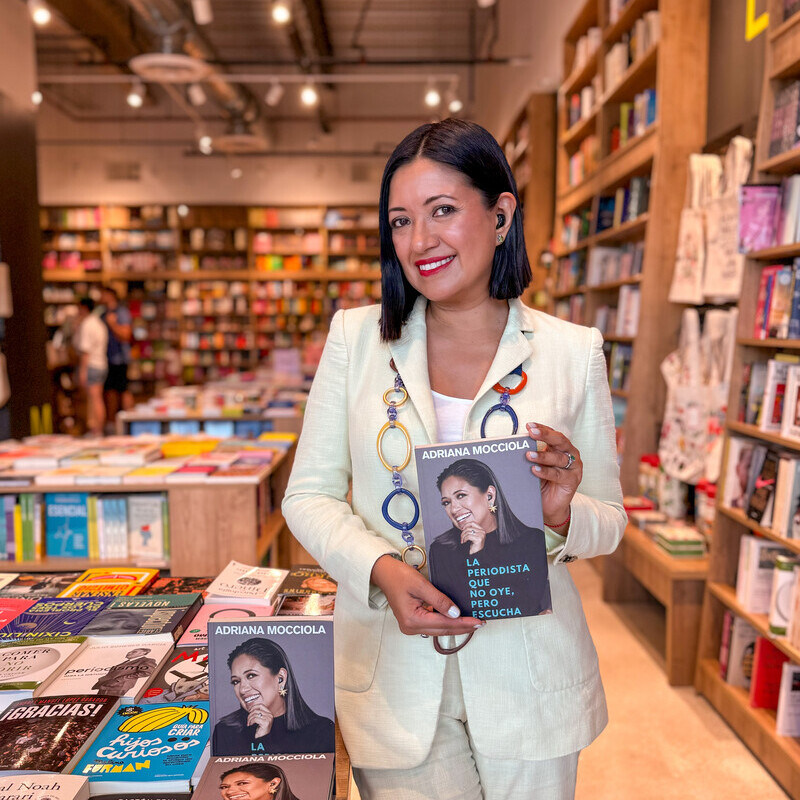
<box><xmin>177</xmin><ymin>601</ymin><xmax>273</xmax><ymax>646</ymax></box>
<box><xmin>739</xmin><ymin>185</ymin><xmax>782</xmax><ymax>254</ymax></box>
<box><xmin>0</xmin><ymin>598</ymin><xmax>35</xmax><ymax>628</ymax></box>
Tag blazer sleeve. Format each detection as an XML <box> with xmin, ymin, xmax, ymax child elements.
<box><xmin>281</xmin><ymin>310</ymin><xmax>400</xmax><ymax>607</ymax></box>
<box><xmin>547</xmin><ymin>326</ymin><xmax>626</xmax><ymax>563</ymax></box>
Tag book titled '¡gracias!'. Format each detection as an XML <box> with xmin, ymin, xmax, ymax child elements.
<box><xmin>414</xmin><ymin>433</ymin><xmax>552</xmax><ymax>621</ymax></box>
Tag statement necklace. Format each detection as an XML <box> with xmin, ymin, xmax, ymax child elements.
<box><xmin>378</xmin><ymin>358</ymin><xmax>528</xmax><ymax>570</ymax></box>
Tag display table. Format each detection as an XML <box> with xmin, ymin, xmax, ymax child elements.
<box><xmin>602</xmin><ymin>522</ymin><xmax>708</xmax><ymax>685</ymax></box>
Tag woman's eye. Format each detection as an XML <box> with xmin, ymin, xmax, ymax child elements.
<box><xmin>390</xmin><ymin>216</ymin><xmax>409</xmax><ymax>229</ymax></box>
<box><xmin>433</xmin><ymin>205</ymin><xmax>455</xmax><ymax>217</ymax></box>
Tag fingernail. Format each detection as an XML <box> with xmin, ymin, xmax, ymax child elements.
<box><xmin>447</xmin><ymin>606</ymin><xmax>460</xmax><ymax>618</ymax></box>
<box><xmin>528</xmin><ymin>425</ymin><xmax>541</xmax><ymax>435</ymax></box>
<box><xmin>534</xmin><ymin>465</ymin><xmax>542</xmax><ymax>472</ymax></box>
<box><xmin>474</xmin><ymin>621</ymin><xmax>486</xmax><ymax>629</ymax></box>
<box><xmin>529</xmin><ymin>452</ymin><xmax>538</xmax><ymax>460</ymax></box>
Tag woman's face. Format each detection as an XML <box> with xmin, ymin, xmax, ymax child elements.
<box><xmin>218</xmin><ymin>771</ymin><xmax>279</xmax><ymax>800</ymax></box>
<box><xmin>440</xmin><ymin>476</ymin><xmax>495</xmax><ymax>531</ymax></box>
<box><xmin>302</xmin><ymin>576</ymin><xmax>337</xmax><ymax>593</ymax></box>
<box><xmin>230</xmin><ymin>654</ymin><xmax>284</xmax><ymax>715</ymax></box>
<box><xmin>387</xmin><ymin>157</ymin><xmax>505</xmax><ymax>307</ymax></box>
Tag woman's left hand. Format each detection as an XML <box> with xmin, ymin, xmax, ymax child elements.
<box><xmin>524</xmin><ymin>422</ymin><xmax>582</xmax><ymax>529</ymax></box>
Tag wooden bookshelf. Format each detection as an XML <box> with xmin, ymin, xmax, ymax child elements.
<box><xmin>553</xmin><ymin>0</ymin><xmax>709</xmax><ymax>496</ymax></box>
<box><xmin>695</xmin><ymin>6</ymin><xmax>800</xmax><ymax>791</ymax></box>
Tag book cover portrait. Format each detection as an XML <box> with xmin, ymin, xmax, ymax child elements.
<box><xmin>414</xmin><ymin>435</ymin><xmax>552</xmax><ymax>621</ymax></box>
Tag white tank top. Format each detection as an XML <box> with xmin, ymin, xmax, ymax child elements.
<box><xmin>431</xmin><ymin>389</ymin><xmax>472</xmax><ymax>444</ymax></box>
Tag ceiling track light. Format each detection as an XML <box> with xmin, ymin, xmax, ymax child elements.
<box><xmin>126</xmin><ymin>82</ymin><xmax>145</xmax><ymax>108</ymax></box>
<box><xmin>300</xmin><ymin>83</ymin><xmax>319</xmax><ymax>107</ymax></box>
<box><xmin>424</xmin><ymin>83</ymin><xmax>441</xmax><ymax>108</ymax></box>
<box><xmin>272</xmin><ymin>0</ymin><xmax>291</xmax><ymax>24</ymax></box>
<box><xmin>31</xmin><ymin>90</ymin><xmax>43</xmax><ymax>106</ymax></box>
<box><xmin>476</xmin><ymin>0</ymin><xmax>497</xmax><ymax>7</ymax></box>
<box><xmin>265</xmin><ymin>81</ymin><xmax>284</xmax><ymax>107</ymax></box>
<box><xmin>198</xmin><ymin>134</ymin><xmax>213</xmax><ymax>155</ymax></box>
<box><xmin>28</xmin><ymin>0</ymin><xmax>51</xmax><ymax>26</ymax></box>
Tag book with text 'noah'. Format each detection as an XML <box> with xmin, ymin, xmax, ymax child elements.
<box><xmin>0</xmin><ymin>774</ymin><xmax>90</xmax><ymax>800</ymax></box>
<box><xmin>413</xmin><ymin>434</ymin><xmax>552</xmax><ymax>621</ymax></box>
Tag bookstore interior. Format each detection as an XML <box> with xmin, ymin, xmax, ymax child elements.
<box><xmin>4</xmin><ymin>0</ymin><xmax>800</xmax><ymax>796</ymax></box>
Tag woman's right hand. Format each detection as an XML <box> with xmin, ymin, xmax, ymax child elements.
<box><xmin>246</xmin><ymin>702</ymin><xmax>274</xmax><ymax>738</ymax></box>
<box><xmin>370</xmin><ymin>554</ymin><xmax>484</xmax><ymax>636</ymax></box>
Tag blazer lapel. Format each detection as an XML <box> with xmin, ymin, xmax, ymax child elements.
<box><xmin>386</xmin><ymin>296</ymin><xmax>438</xmax><ymax>444</ymax></box>
<box><xmin>472</xmin><ymin>298</ymin><xmax>535</xmax><ymax>404</ymax></box>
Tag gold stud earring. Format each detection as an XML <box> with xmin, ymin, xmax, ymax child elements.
<box><xmin>496</xmin><ymin>233</ymin><xmax>504</xmax><ymax>244</ymax></box>
<box><xmin>278</xmin><ymin>680</ymin><xmax>287</xmax><ymax>697</ymax></box>
<box><xmin>488</xmin><ymin>498</ymin><xmax>497</xmax><ymax>514</ymax></box>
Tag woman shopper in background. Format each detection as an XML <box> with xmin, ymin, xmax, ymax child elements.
<box><xmin>282</xmin><ymin>118</ymin><xmax>626</xmax><ymax>799</ymax></box>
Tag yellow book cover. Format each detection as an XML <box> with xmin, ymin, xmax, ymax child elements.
<box><xmin>87</xmin><ymin>495</ymin><xmax>98</xmax><ymax>559</ymax></box>
<box><xmin>58</xmin><ymin>566</ymin><xmax>159</xmax><ymax>597</ymax></box>
<box><xmin>12</xmin><ymin>503</ymin><xmax>22</xmax><ymax>562</ymax></box>
<box><xmin>160</xmin><ymin>441</ymin><xmax>218</xmax><ymax>458</ymax></box>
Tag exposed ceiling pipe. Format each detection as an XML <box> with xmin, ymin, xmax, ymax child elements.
<box><xmin>40</xmin><ymin>72</ymin><xmax>463</xmax><ymax>85</ymax></box>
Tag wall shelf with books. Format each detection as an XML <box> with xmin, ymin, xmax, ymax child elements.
<box><xmin>553</xmin><ymin>0</ymin><xmax>708</xmax><ymax>495</ymax></box>
<box><xmin>695</xmin><ymin>7</ymin><xmax>800</xmax><ymax>783</ymax></box>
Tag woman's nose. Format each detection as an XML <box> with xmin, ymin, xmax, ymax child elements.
<box><xmin>412</xmin><ymin>220</ymin><xmax>437</xmax><ymax>253</ymax></box>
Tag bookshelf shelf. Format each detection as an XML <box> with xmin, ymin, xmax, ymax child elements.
<box><xmin>43</xmin><ymin>271</ymin><xmax>104</xmax><ymax>282</ymax></box>
<box><xmin>589</xmin><ymin>274</ymin><xmax>644</xmax><ymax>292</ymax></box>
<box><xmin>716</xmin><ymin>505</ymin><xmax>800</xmax><ymax>555</ymax></box>
<box><xmin>747</xmin><ymin>243</ymin><xmax>800</xmax><ymax>261</ymax></box>
<box><xmin>0</xmin><ymin>556</ymin><xmax>170</xmax><ymax>572</ymax></box>
<box><xmin>560</xmin><ymin>109</ymin><xmax>599</xmax><ymax>149</ymax></box>
<box><xmin>604</xmin><ymin>0</ymin><xmax>660</xmax><ymax>45</ymax></box>
<box><xmin>602</xmin><ymin>334</ymin><xmax>635</xmax><ymax>343</ymax></box>
<box><xmin>560</xmin><ymin>55</ymin><xmax>598</xmax><ymax>98</ymax></box>
<box><xmin>736</xmin><ymin>337</ymin><xmax>800</xmax><ymax>349</ymax></box>
<box><xmin>696</xmin><ymin>658</ymin><xmax>800</xmax><ymax>795</ymax></box>
<box><xmin>600</xmin><ymin>43</ymin><xmax>659</xmax><ymax>106</ymax></box>
<box><xmin>565</xmin><ymin>0</ymin><xmax>598</xmax><ymax>42</ymax></box>
<box><xmin>552</xmin><ymin>286</ymin><xmax>588</xmax><ymax>300</ymax></box>
<box><xmin>593</xmin><ymin>213</ymin><xmax>650</xmax><ymax>244</ymax></box>
<box><xmin>768</xmin><ymin>10</ymin><xmax>800</xmax><ymax>80</ymax></box>
<box><xmin>759</xmin><ymin>146</ymin><xmax>800</xmax><ymax>176</ymax></box>
<box><xmin>727</xmin><ymin>420</ymin><xmax>800</xmax><ymax>451</ymax></box>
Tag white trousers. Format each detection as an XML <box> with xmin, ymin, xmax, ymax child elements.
<box><xmin>352</xmin><ymin>653</ymin><xmax>579</xmax><ymax>800</ymax></box>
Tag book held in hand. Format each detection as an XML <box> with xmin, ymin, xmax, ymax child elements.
<box><xmin>413</xmin><ymin>434</ymin><xmax>552</xmax><ymax>620</ymax></box>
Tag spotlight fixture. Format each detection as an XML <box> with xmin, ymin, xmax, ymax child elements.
<box><xmin>28</xmin><ymin>0</ymin><xmax>51</xmax><ymax>26</ymax></box>
<box><xmin>448</xmin><ymin>98</ymin><xmax>464</xmax><ymax>114</ymax></box>
<box><xmin>191</xmin><ymin>0</ymin><xmax>213</xmax><ymax>25</ymax></box>
<box><xmin>31</xmin><ymin>90</ymin><xmax>43</xmax><ymax>106</ymax></box>
<box><xmin>230</xmin><ymin>167</ymin><xmax>243</xmax><ymax>179</ymax></box>
<box><xmin>265</xmin><ymin>81</ymin><xmax>284</xmax><ymax>107</ymax></box>
<box><xmin>476</xmin><ymin>0</ymin><xmax>497</xmax><ymax>6</ymax></box>
<box><xmin>198</xmin><ymin>134</ymin><xmax>213</xmax><ymax>155</ymax></box>
<box><xmin>424</xmin><ymin>85</ymin><xmax>441</xmax><ymax>108</ymax></box>
<box><xmin>126</xmin><ymin>82</ymin><xmax>145</xmax><ymax>108</ymax></box>
<box><xmin>187</xmin><ymin>83</ymin><xmax>207</xmax><ymax>107</ymax></box>
<box><xmin>300</xmin><ymin>83</ymin><xmax>319</xmax><ymax>107</ymax></box>
<box><xmin>272</xmin><ymin>0</ymin><xmax>291</xmax><ymax>24</ymax></box>
<box><xmin>177</xmin><ymin>204</ymin><xmax>190</xmax><ymax>217</ymax></box>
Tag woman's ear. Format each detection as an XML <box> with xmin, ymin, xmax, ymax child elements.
<box><xmin>494</xmin><ymin>193</ymin><xmax>517</xmax><ymax>237</ymax></box>
<box><xmin>487</xmin><ymin>485</ymin><xmax>497</xmax><ymax>514</ymax></box>
<box><xmin>268</xmin><ymin>777</ymin><xmax>281</xmax><ymax>795</ymax></box>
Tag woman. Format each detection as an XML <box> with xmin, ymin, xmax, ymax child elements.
<box><xmin>430</xmin><ymin>458</ymin><xmax>550</xmax><ymax>619</ymax></box>
<box><xmin>211</xmin><ymin>637</ymin><xmax>334</xmax><ymax>756</ymax></box>
<box><xmin>282</xmin><ymin>119</ymin><xmax>626</xmax><ymax>798</ymax></box>
<box><xmin>218</xmin><ymin>763</ymin><xmax>300</xmax><ymax>800</ymax></box>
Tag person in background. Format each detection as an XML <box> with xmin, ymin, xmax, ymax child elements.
<box><xmin>75</xmin><ymin>297</ymin><xmax>108</xmax><ymax>436</ymax></box>
<box><xmin>100</xmin><ymin>285</ymin><xmax>134</xmax><ymax>423</ymax></box>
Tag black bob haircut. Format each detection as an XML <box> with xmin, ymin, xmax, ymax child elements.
<box><xmin>378</xmin><ymin>118</ymin><xmax>531</xmax><ymax>341</ymax></box>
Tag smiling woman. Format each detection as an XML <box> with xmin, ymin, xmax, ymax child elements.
<box><xmin>218</xmin><ymin>763</ymin><xmax>300</xmax><ymax>800</ymax></box>
<box><xmin>210</xmin><ymin>637</ymin><xmax>334</xmax><ymax>756</ymax></box>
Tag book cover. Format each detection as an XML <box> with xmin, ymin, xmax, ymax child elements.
<box><xmin>99</xmin><ymin>443</ymin><xmax>162</xmax><ymax>467</ymax></box>
<box><xmin>736</xmin><ymin>535</ymin><xmax>794</xmax><ymax>614</ymax></box>
<box><xmin>122</xmin><ymin>463</ymin><xmax>183</xmax><ymax>484</ymax></box>
<box><xmin>205</xmin><ymin>561</ymin><xmax>288</xmax><ymax>607</ymax></box>
<box><xmin>726</xmin><ymin>615</ymin><xmax>758</xmax><ymax>688</ymax></box>
<box><xmin>127</xmin><ymin>495</ymin><xmax>167</xmax><ymax>561</ymax></box>
<box><xmin>165</xmin><ymin>464</ymin><xmax>218</xmax><ymax>482</ymax></box>
<box><xmin>0</xmin><ymin>694</ymin><xmax>119</xmax><ymax>772</ymax></box>
<box><xmin>147</xmin><ymin>576</ymin><xmax>213</xmax><ymax>595</ymax></box>
<box><xmin>0</xmin><ymin>597</ymin><xmax>113</xmax><ymax>641</ymax></box>
<box><xmin>746</xmin><ymin>448</ymin><xmax>780</xmax><ymax>524</ymax></box>
<box><xmin>776</xmin><ymin>661</ymin><xmax>800</xmax><ymax>735</ymax></box>
<box><xmin>0</xmin><ymin>635</ymin><xmax>89</xmax><ymax>696</ymax></box>
<box><xmin>192</xmin><ymin>753</ymin><xmax>335</xmax><ymax>800</ymax></box>
<box><xmin>749</xmin><ymin>636</ymin><xmax>790</xmax><ymax>709</ymax></box>
<box><xmin>59</xmin><ymin>567</ymin><xmax>160</xmax><ymax>598</ymax></box>
<box><xmin>413</xmin><ymin>434</ymin><xmax>551</xmax><ymax>620</ymax></box>
<box><xmin>42</xmin><ymin>636</ymin><xmax>173</xmax><ymax>702</ymax></box>
<box><xmin>141</xmin><ymin>645</ymin><xmax>209</xmax><ymax>704</ymax></box>
<box><xmin>719</xmin><ymin>609</ymin><xmax>734</xmax><ymax>680</ymax></box>
<box><xmin>276</xmin><ymin>565</ymin><xmax>337</xmax><ymax>597</ymax></box>
<box><xmin>274</xmin><ymin>594</ymin><xmax>335</xmax><ymax>617</ymax></box>
<box><xmin>0</xmin><ymin>774</ymin><xmax>89</xmax><ymax>800</ymax></box>
<box><xmin>0</xmin><ymin>572</ymin><xmax>81</xmax><ymax>599</ymax></box>
<box><xmin>766</xmin><ymin>266</ymin><xmax>795</xmax><ymax>339</ymax></box>
<box><xmin>205</xmin><ymin>458</ymin><xmax>271</xmax><ymax>484</ymax></box>
<box><xmin>44</xmin><ymin>493</ymin><xmax>90</xmax><ymax>558</ymax></box>
<box><xmin>178</xmin><ymin>602</ymin><xmax>272</xmax><ymax>647</ymax></box>
<box><xmin>34</xmin><ymin>466</ymin><xmax>92</xmax><ymax>486</ymax></box>
<box><xmin>738</xmin><ymin>184</ymin><xmax>781</xmax><ymax>253</ymax></box>
<box><xmin>73</xmin><ymin>466</ymin><xmax>132</xmax><ymax>485</ymax></box>
<box><xmin>79</xmin><ymin>593</ymin><xmax>202</xmax><ymax>640</ymax></box>
<box><xmin>73</xmin><ymin>702</ymin><xmax>210</xmax><ymax>795</ymax></box>
<box><xmin>207</xmin><ymin>617</ymin><xmax>334</xmax><ymax>756</ymax></box>
<box><xmin>0</xmin><ymin>597</ymin><xmax>34</xmax><ymax>628</ymax></box>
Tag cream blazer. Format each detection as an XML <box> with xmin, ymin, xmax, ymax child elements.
<box><xmin>282</xmin><ymin>296</ymin><xmax>626</xmax><ymax>769</ymax></box>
